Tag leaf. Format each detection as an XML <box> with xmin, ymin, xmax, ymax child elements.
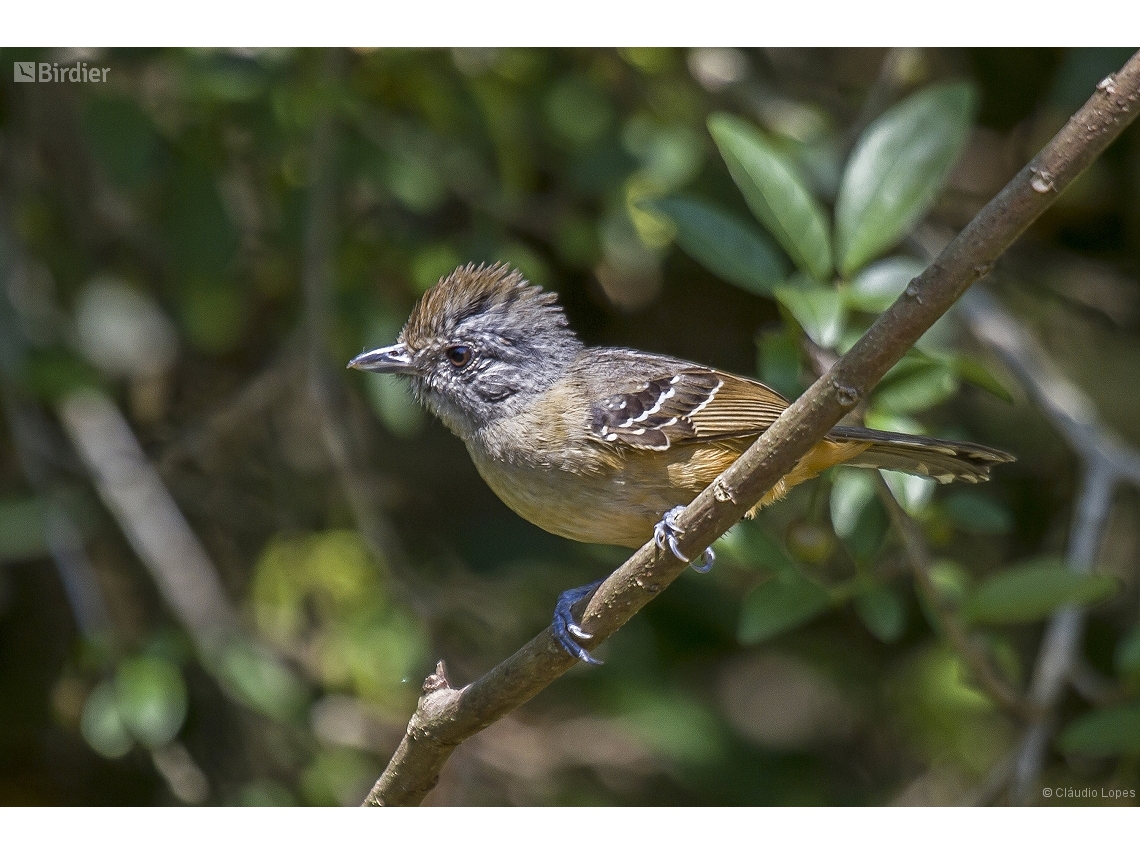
<box><xmin>855</xmin><ymin>585</ymin><xmax>908</xmax><ymax>643</ymax></box>
<box><xmin>756</xmin><ymin>328</ymin><xmax>803</xmax><ymax>400</ymax></box>
<box><xmin>80</xmin><ymin>682</ymin><xmax>134</xmax><ymax>760</ymax></box>
<box><xmin>641</xmin><ymin>196</ymin><xmax>788</xmax><ymax>295</ymax></box>
<box><xmin>830</xmin><ymin>469</ymin><xmax>877</xmax><ymax>539</ymax></box>
<box><xmin>845</xmin><ymin>256</ymin><xmax>926</xmax><ymax>313</ymax></box>
<box><xmin>1058</xmin><ymin>703</ymin><xmax>1140</xmax><ymax>756</ymax></box>
<box><xmin>1114</xmin><ymin>624</ymin><xmax>1140</xmax><ymax>679</ymax></box>
<box><xmin>943</xmin><ymin>492</ymin><xmax>1013</xmax><ymax>534</ymax></box>
<box><xmin>834</xmin><ymin>83</ymin><xmax>976</xmax><ymax>276</ymax></box>
<box><xmin>962</xmin><ymin>559</ymin><xmax>1118</xmax><ymax>625</ymax></box>
<box><xmin>114</xmin><ymin>656</ymin><xmax>188</xmax><ymax>749</ymax></box>
<box><xmin>928</xmin><ymin>559</ymin><xmax>971</xmax><ymax>605</ymax></box>
<box><xmin>952</xmin><ymin>355</ymin><xmax>1014</xmax><ymax>404</ymax></box>
<box><xmin>881</xmin><ymin>470</ymin><xmax>935</xmax><ymax>515</ymax></box>
<box><xmin>211</xmin><ymin>637</ymin><xmax>310</xmax><ymax>722</ymax></box>
<box><xmin>774</xmin><ymin>275</ymin><xmax>846</xmax><ymax>348</ymax></box>
<box><xmin>738</xmin><ymin>572</ymin><xmax>832</xmax><ymax>644</ymax></box>
<box><xmin>708</xmin><ymin>114</ymin><xmax>833</xmax><ymax>281</ymax></box>
<box><xmin>717</xmin><ymin>521</ymin><xmax>799</xmax><ymax>576</ymax></box>
<box><xmin>871</xmin><ymin>356</ymin><xmax>958</xmax><ymax>414</ymax></box>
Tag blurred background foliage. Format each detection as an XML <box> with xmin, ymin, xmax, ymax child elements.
<box><xmin>1</xmin><ymin>46</ymin><xmax>1139</xmax><ymax>806</ymax></box>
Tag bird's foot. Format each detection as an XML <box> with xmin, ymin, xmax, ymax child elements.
<box><xmin>654</xmin><ymin>505</ymin><xmax>715</xmax><ymax>573</ymax></box>
<box><xmin>552</xmin><ymin>581</ymin><xmax>603</xmax><ymax>665</ymax></box>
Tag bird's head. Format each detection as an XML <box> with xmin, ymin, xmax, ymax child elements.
<box><xmin>349</xmin><ymin>263</ymin><xmax>582</xmax><ymax>440</ymax></box>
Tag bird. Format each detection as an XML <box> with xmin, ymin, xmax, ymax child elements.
<box><xmin>349</xmin><ymin>262</ymin><xmax>1014</xmax><ymax>663</ymax></box>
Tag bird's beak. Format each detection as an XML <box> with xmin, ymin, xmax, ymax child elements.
<box><xmin>347</xmin><ymin>343</ymin><xmax>416</xmax><ymax>374</ymax></box>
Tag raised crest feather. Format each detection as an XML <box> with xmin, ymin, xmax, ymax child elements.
<box><xmin>402</xmin><ymin>263</ymin><xmax>574</xmax><ymax>351</ymax></box>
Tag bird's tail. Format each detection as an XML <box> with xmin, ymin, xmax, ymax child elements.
<box><xmin>828</xmin><ymin>424</ymin><xmax>1015</xmax><ymax>484</ymax></box>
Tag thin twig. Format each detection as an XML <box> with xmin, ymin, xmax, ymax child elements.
<box><xmin>365</xmin><ymin>50</ymin><xmax>1140</xmax><ymax>807</ymax></box>
<box><xmin>875</xmin><ymin>478</ymin><xmax>1037</xmax><ymax>721</ymax></box>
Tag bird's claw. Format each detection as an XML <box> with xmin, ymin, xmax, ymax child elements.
<box><xmin>690</xmin><ymin>546</ymin><xmax>716</xmax><ymax>573</ymax></box>
<box><xmin>552</xmin><ymin>508</ymin><xmax>716</xmax><ymax>665</ymax></box>
<box><xmin>654</xmin><ymin>506</ymin><xmax>691</xmax><ymax>561</ymax></box>
<box><xmin>552</xmin><ymin>581</ymin><xmax>603</xmax><ymax>665</ymax></box>
<box><xmin>654</xmin><ymin>505</ymin><xmax>716</xmax><ymax>572</ymax></box>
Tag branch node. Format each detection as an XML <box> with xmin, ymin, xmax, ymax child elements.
<box><xmin>1097</xmin><ymin>74</ymin><xmax>1116</xmax><ymax>95</ymax></box>
<box><xmin>832</xmin><ymin>380</ymin><xmax>860</xmax><ymax>406</ymax></box>
<box><xmin>712</xmin><ymin>477</ymin><xmax>737</xmax><ymax>504</ymax></box>
<box><xmin>423</xmin><ymin>661</ymin><xmax>451</xmax><ymax>693</ymax></box>
<box><xmin>1030</xmin><ymin>168</ymin><xmax>1055</xmax><ymax>194</ymax></box>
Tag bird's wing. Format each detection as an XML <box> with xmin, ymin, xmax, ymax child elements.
<box><xmin>587</xmin><ymin>366</ymin><xmax>790</xmax><ymax>451</ymax></box>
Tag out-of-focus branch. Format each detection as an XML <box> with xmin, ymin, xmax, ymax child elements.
<box><xmin>876</xmin><ymin>479</ymin><xmax>1036</xmax><ymax>721</ymax></box>
<box><xmin>958</xmin><ymin>287</ymin><xmax>1140</xmax><ymax>804</ymax></box>
<box><xmin>58</xmin><ymin>389</ymin><xmax>241</xmax><ymax>651</ymax></box>
<box><xmin>364</xmin><ymin>51</ymin><xmax>1140</xmax><ymax>807</ymax></box>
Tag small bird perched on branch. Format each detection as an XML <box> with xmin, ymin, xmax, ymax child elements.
<box><xmin>350</xmin><ymin>263</ymin><xmax>1014</xmax><ymax>663</ymax></box>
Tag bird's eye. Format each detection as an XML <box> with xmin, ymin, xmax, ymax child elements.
<box><xmin>446</xmin><ymin>345</ymin><xmax>472</xmax><ymax>368</ymax></box>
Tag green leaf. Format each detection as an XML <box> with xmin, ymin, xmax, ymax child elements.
<box><xmin>943</xmin><ymin>492</ymin><xmax>1013</xmax><ymax>534</ymax></box>
<box><xmin>830</xmin><ymin>469</ymin><xmax>877</xmax><ymax>539</ymax></box>
<box><xmin>872</xmin><ymin>356</ymin><xmax>958</xmax><ymax>414</ymax></box>
<box><xmin>962</xmin><ymin>559</ymin><xmax>1118</xmax><ymax>625</ymax></box>
<box><xmin>641</xmin><ymin>196</ymin><xmax>788</xmax><ymax>295</ymax></box>
<box><xmin>114</xmin><ymin>656</ymin><xmax>188</xmax><ymax>749</ymax></box>
<box><xmin>1058</xmin><ymin>703</ymin><xmax>1140</xmax><ymax>756</ymax></box>
<box><xmin>210</xmin><ymin>638</ymin><xmax>309</xmax><ymax>722</ymax></box>
<box><xmin>952</xmin><ymin>355</ymin><xmax>1014</xmax><ymax>403</ymax></box>
<box><xmin>928</xmin><ymin>559</ymin><xmax>971</xmax><ymax>606</ymax></box>
<box><xmin>774</xmin><ymin>275</ymin><xmax>846</xmax><ymax>348</ymax></box>
<box><xmin>756</xmin><ymin>328</ymin><xmax>803</xmax><ymax>400</ymax></box>
<box><xmin>1114</xmin><ymin>624</ymin><xmax>1140</xmax><ymax>679</ymax></box>
<box><xmin>708</xmin><ymin>114</ymin><xmax>833</xmax><ymax>281</ymax></box>
<box><xmin>738</xmin><ymin>572</ymin><xmax>832</xmax><ymax>644</ymax></box>
<box><xmin>845</xmin><ymin>256</ymin><xmax>926</xmax><ymax>313</ymax></box>
<box><xmin>881</xmin><ymin>470</ymin><xmax>935</xmax><ymax>515</ymax></box>
<box><xmin>855</xmin><ymin>585</ymin><xmax>908</xmax><ymax>643</ymax></box>
<box><xmin>80</xmin><ymin>682</ymin><xmax>134</xmax><ymax>759</ymax></box>
<box><xmin>834</xmin><ymin>83</ymin><xmax>976</xmax><ymax>276</ymax></box>
<box><xmin>717</xmin><ymin>521</ymin><xmax>799</xmax><ymax>576</ymax></box>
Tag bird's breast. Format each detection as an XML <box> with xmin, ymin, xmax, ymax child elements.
<box><xmin>465</xmin><ymin>431</ymin><xmax>745</xmax><ymax>548</ymax></box>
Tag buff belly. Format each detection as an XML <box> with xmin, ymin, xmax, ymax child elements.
<box><xmin>466</xmin><ymin>441</ymin><xmax>744</xmax><ymax>548</ymax></box>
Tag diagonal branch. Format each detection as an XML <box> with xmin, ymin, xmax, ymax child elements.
<box><xmin>365</xmin><ymin>50</ymin><xmax>1140</xmax><ymax>807</ymax></box>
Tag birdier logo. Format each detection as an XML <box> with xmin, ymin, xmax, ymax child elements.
<box><xmin>13</xmin><ymin>61</ymin><xmax>109</xmax><ymax>83</ymax></box>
